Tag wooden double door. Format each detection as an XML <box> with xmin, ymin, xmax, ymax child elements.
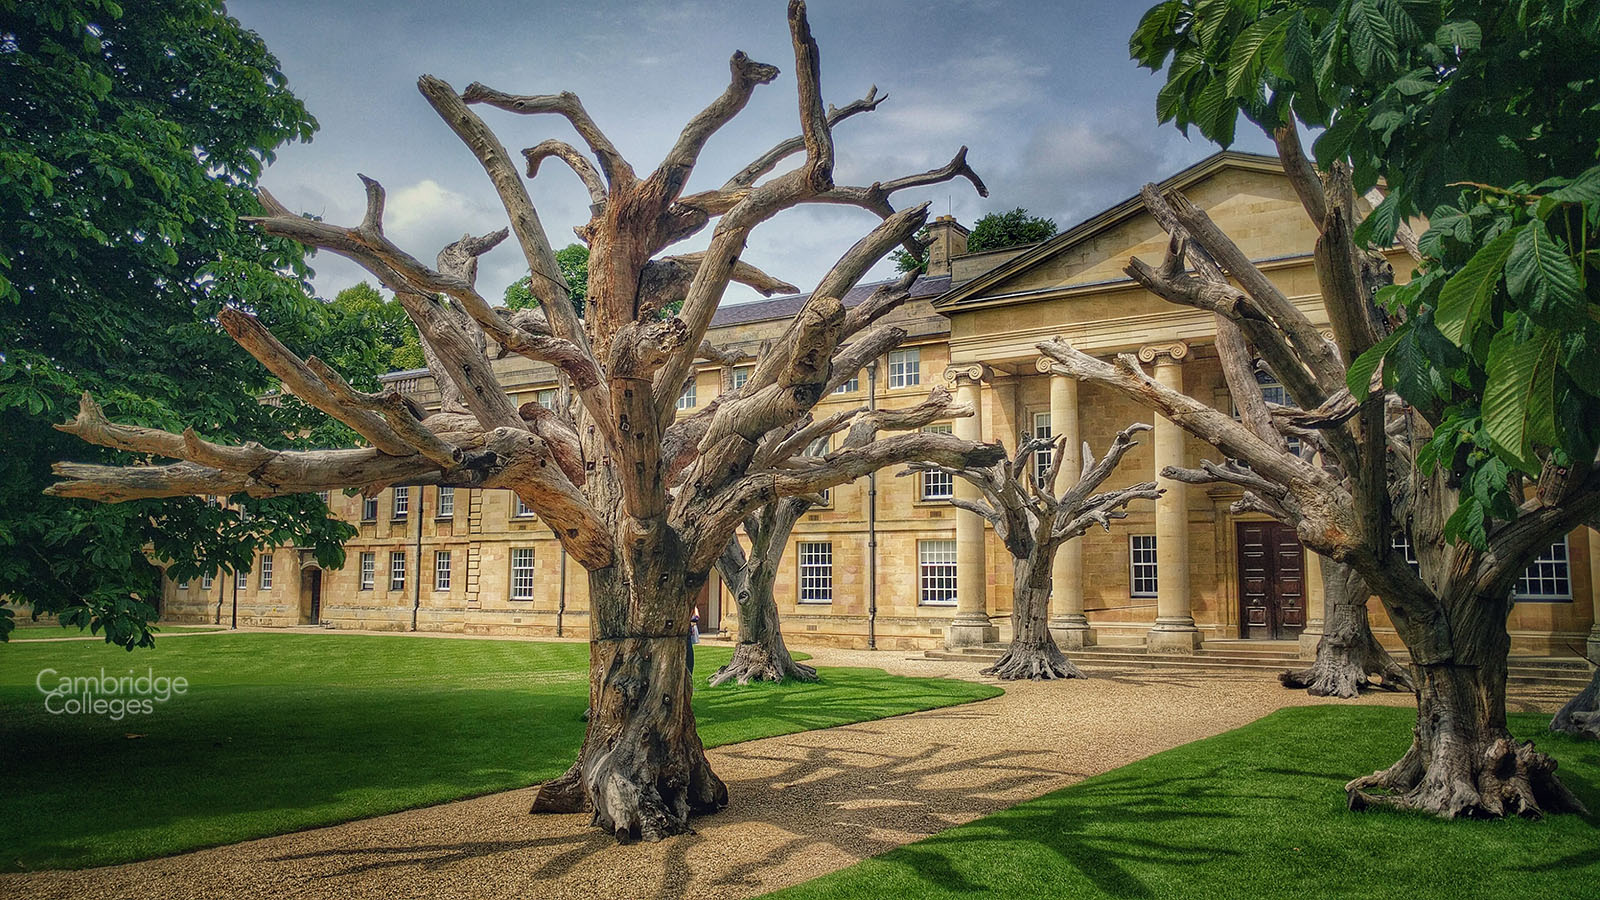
<box><xmin>1236</xmin><ymin>521</ymin><xmax>1306</xmax><ymax>640</ymax></box>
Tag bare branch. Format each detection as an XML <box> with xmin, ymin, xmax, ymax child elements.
<box><xmin>722</xmin><ymin>85</ymin><xmax>884</xmax><ymax>191</ymax></box>
<box><xmin>460</xmin><ymin>82</ymin><xmax>634</xmax><ymax>188</ymax></box>
<box><xmin>652</xmin><ymin>51</ymin><xmax>781</xmax><ymax>199</ymax></box>
<box><xmin>523</xmin><ymin>140</ymin><xmax>607</xmax><ymax>207</ymax></box>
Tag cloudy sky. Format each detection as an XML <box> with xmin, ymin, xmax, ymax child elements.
<box><xmin>232</xmin><ymin>0</ymin><xmax>1274</xmax><ymax>304</ymax></box>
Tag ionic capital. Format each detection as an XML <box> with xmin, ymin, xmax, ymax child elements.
<box><xmin>942</xmin><ymin>362</ymin><xmax>990</xmax><ymax>388</ymax></box>
<box><xmin>1137</xmin><ymin>340</ymin><xmax>1190</xmax><ymax>365</ymax></box>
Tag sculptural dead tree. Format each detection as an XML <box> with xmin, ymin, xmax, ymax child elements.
<box><xmin>712</xmin><ymin>379</ymin><xmax>973</xmax><ymax>685</ymax></box>
<box><xmin>47</xmin><ymin>1</ymin><xmax>1003</xmax><ymax>840</ymax></box>
<box><xmin>1550</xmin><ymin>665</ymin><xmax>1600</xmax><ymax>741</ymax></box>
<box><xmin>1039</xmin><ymin>128</ymin><xmax>1600</xmax><ymax>818</ymax></box>
<box><xmin>906</xmin><ymin>425</ymin><xmax>1160</xmax><ymax>680</ymax></box>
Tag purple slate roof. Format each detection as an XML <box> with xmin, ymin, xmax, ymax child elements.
<box><xmin>709</xmin><ymin>274</ymin><xmax>952</xmax><ymax>328</ymax></box>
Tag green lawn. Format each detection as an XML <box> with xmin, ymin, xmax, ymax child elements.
<box><xmin>8</xmin><ymin>623</ymin><xmax>225</xmax><ymax>641</ymax></box>
<box><xmin>764</xmin><ymin>706</ymin><xmax>1600</xmax><ymax>900</ymax></box>
<box><xmin>0</xmin><ymin>632</ymin><xmax>1000</xmax><ymax>872</ymax></box>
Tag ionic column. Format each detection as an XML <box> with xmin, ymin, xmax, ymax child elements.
<box><xmin>1299</xmin><ymin>549</ymin><xmax>1325</xmax><ymax>659</ymax></box>
<box><xmin>1040</xmin><ymin>359</ymin><xmax>1093</xmax><ymax>648</ymax></box>
<box><xmin>944</xmin><ymin>363</ymin><xmax>997</xmax><ymax>649</ymax></box>
<box><xmin>1588</xmin><ymin>527</ymin><xmax>1600</xmax><ymax>662</ymax></box>
<box><xmin>1142</xmin><ymin>341</ymin><xmax>1201</xmax><ymax>654</ymax></box>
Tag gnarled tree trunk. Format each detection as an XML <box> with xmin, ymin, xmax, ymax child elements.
<box><xmin>1551</xmin><ymin>667</ymin><xmax>1600</xmax><ymax>741</ymax></box>
<box><xmin>1281</xmin><ymin>558</ymin><xmax>1411</xmax><ymax>698</ymax></box>
<box><xmin>982</xmin><ymin>553</ymin><xmax>1082</xmax><ymax>680</ymax></box>
<box><xmin>1347</xmin><ymin>591</ymin><xmax>1587</xmax><ymax>818</ymax></box>
<box><xmin>711</xmin><ymin>517</ymin><xmax>816</xmax><ymax>686</ymax></box>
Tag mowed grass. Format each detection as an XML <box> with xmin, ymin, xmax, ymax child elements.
<box><xmin>0</xmin><ymin>632</ymin><xmax>1000</xmax><ymax>872</ymax></box>
<box><xmin>7</xmin><ymin>622</ymin><xmax>225</xmax><ymax>641</ymax></box>
<box><xmin>764</xmin><ymin>705</ymin><xmax>1600</xmax><ymax>900</ymax></box>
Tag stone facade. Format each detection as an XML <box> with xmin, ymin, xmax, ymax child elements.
<box><xmin>159</xmin><ymin>152</ymin><xmax>1600</xmax><ymax>658</ymax></box>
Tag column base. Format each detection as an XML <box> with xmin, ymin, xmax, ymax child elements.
<box><xmin>1298</xmin><ymin>621</ymin><xmax>1325</xmax><ymax>661</ymax></box>
<box><xmin>945</xmin><ymin>615</ymin><xmax>998</xmax><ymax>650</ymax></box>
<box><xmin>1049</xmin><ymin>615</ymin><xmax>1097</xmax><ymax>650</ymax></box>
<box><xmin>1147</xmin><ymin>618</ymin><xmax>1202</xmax><ymax>655</ymax></box>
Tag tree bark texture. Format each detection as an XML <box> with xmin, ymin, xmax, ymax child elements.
<box><xmin>1280</xmin><ymin>559</ymin><xmax>1412</xmax><ymax>698</ymax></box>
<box><xmin>1550</xmin><ymin>667</ymin><xmax>1600</xmax><ymax>742</ymax></box>
<box><xmin>982</xmin><ymin>554</ymin><xmax>1083</xmax><ymax>680</ymax></box>
<box><xmin>710</xmin><ymin>503</ymin><xmax>817</xmax><ymax>686</ymax></box>
<box><xmin>1347</xmin><ymin>613</ymin><xmax>1587</xmax><ymax>818</ymax></box>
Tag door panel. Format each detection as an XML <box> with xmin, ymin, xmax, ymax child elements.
<box><xmin>1237</xmin><ymin>522</ymin><xmax>1307</xmax><ymax>640</ymax></box>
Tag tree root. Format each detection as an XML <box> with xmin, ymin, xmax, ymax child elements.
<box><xmin>1279</xmin><ymin>645</ymin><xmax>1413</xmax><ymax>699</ymax></box>
<box><xmin>530</xmin><ymin>763</ymin><xmax>589</xmax><ymax>814</ymax></box>
<box><xmin>1345</xmin><ymin>736</ymin><xmax>1588</xmax><ymax>819</ymax></box>
<box><xmin>707</xmin><ymin>641</ymin><xmax>818</xmax><ymax>686</ymax></box>
<box><xmin>981</xmin><ymin>644</ymin><xmax>1086</xmax><ymax>681</ymax></box>
<box><xmin>1550</xmin><ymin>667</ymin><xmax>1600</xmax><ymax>741</ymax></box>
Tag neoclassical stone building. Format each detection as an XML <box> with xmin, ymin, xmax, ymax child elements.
<box><xmin>160</xmin><ymin>152</ymin><xmax>1600</xmax><ymax>658</ymax></box>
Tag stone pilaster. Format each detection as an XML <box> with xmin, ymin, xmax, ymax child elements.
<box><xmin>944</xmin><ymin>363</ymin><xmax>996</xmax><ymax>649</ymax></box>
<box><xmin>1039</xmin><ymin>357</ymin><xmax>1094</xmax><ymax>649</ymax></box>
<box><xmin>1142</xmin><ymin>341</ymin><xmax>1201</xmax><ymax>654</ymax></box>
<box><xmin>1299</xmin><ymin>546</ymin><xmax>1325</xmax><ymax>659</ymax></box>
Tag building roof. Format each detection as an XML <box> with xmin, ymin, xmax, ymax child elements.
<box><xmin>931</xmin><ymin>150</ymin><xmax>1283</xmax><ymax>312</ymax></box>
<box><xmin>709</xmin><ymin>273</ymin><xmax>952</xmax><ymax>328</ymax></box>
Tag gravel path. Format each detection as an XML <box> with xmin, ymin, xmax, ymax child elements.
<box><xmin>0</xmin><ymin>646</ymin><xmax>1531</xmax><ymax>900</ymax></box>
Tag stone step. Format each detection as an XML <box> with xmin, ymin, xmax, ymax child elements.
<box><xmin>922</xmin><ymin>648</ymin><xmax>1594</xmax><ymax>689</ymax></box>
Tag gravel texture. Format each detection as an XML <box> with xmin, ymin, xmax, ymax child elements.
<box><xmin>0</xmin><ymin>645</ymin><xmax>1560</xmax><ymax>900</ymax></box>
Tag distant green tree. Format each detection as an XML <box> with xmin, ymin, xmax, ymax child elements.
<box><xmin>891</xmin><ymin>209</ymin><xmax>1057</xmax><ymax>273</ymax></box>
<box><xmin>321</xmin><ymin>282</ymin><xmax>425</xmax><ymax>377</ymax></box>
<box><xmin>965</xmin><ymin>208</ymin><xmax>1057</xmax><ymax>253</ymax></box>
<box><xmin>505</xmin><ymin>243</ymin><xmax>589</xmax><ymax>315</ymax></box>
<box><xmin>0</xmin><ymin>0</ymin><xmax>354</xmax><ymax>647</ymax></box>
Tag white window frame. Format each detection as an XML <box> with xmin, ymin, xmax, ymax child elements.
<box><xmin>806</xmin><ymin>435</ymin><xmax>832</xmax><ymax>505</ymax></box>
<box><xmin>316</xmin><ymin>490</ymin><xmax>331</xmax><ymax>506</ymax></box>
<box><xmin>359</xmin><ymin>552</ymin><xmax>375</xmax><ymax>590</ymax></box>
<box><xmin>392</xmin><ymin>486</ymin><xmax>409</xmax><ymax>519</ymax></box>
<box><xmin>1513</xmin><ymin>538</ymin><xmax>1572</xmax><ymax>601</ymax></box>
<box><xmin>259</xmin><ymin>554</ymin><xmax>273</xmax><ymax>590</ymax></box>
<box><xmin>513</xmin><ymin>493</ymin><xmax>536</xmax><ymax>518</ymax></box>
<box><xmin>887</xmin><ymin>348</ymin><xmax>920</xmax><ymax>389</ymax></box>
<box><xmin>920</xmin><ymin>424</ymin><xmax>953</xmax><ymax>500</ymax></box>
<box><xmin>361</xmin><ymin>495</ymin><xmax>378</xmax><ymax>521</ymax></box>
<box><xmin>436</xmin><ymin>486</ymin><xmax>455</xmax><ymax>518</ymax></box>
<box><xmin>510</xmin><ymin>548</ymin><xmax>536</xmax><ymax>600</ymax></box>
<box><xmin>797</xmin><ymin>541</ymin><xmax>833</xmax><ymax>604</ymax></box>
<box><xmin>1032</xmin><ymin>412</ymin><xmax>1053</xmax><ymax>489</ymax></box>
<box><xmin>201</xmin><ymin>573</ymin><xmax>214</xmax><ymax>590</ymax></box>
<box><xmin>731</xmin><ymin>365</ymin><xmax>753</xmax><ymax>390</ymax></box>
<box><xmin>435</xmin><ymin>550</ymin><xmax>452</xmax><ymax>592</ymax></box>
<box><xmin>177</xmin><ymin>578</ymin><xmax>190</xmax><ymax>590</ymax></box>
<box><xmin>918</xmin><ymin>539</ymin><xmax>958</xmax><ymax>606</ymax></box>
<box><xmin>1130</xmin><ymin>535</ymin><xmax>1158</xmax><ymax>598</ymax></box>
<box><xmin>833</xmin><ymin>373</ymin><xmax>859</xmax><ymax>394</ymax></box>
<box><xmin>535</xmin><ymin>388</ymin><xmax>557</xmax><ymax>409</ymax></box>
<box><xmin>389</xmin><ymin>551</ymin><xmax>407</xmax><ymax>592</ymax></box>
<box><xmin>235</xmin><ymin>568</ymin><xmax>248</xmax><ymax>591</ymax></box>
<box><xmin>677</xmin><ymin>378</ymin><xmax>697</xmax><ymax>410</ymax></box>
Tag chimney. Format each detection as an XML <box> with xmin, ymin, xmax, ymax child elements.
<box><xmin>923</xmin><ymin>215</ymin><xmax>968</xmax><ymax>278</ymax></box>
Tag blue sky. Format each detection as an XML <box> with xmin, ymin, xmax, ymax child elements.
<box><xmin>231</xmin><ymin>0</ymin><xmax>1274</xmax><ymax>303</ymax></box>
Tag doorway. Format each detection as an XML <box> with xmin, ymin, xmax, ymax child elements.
<box><xmin>302</xmin><ymin>568</ymin><xmax>322</xmax><ymax>625</ymax></box>
<box><xmin>1236</xmin><ymin>521</ymin><xmax>1306</xmax><ymax>640</ymax></box>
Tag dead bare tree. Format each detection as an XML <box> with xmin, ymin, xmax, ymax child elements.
<box><xmin>1551</xmin><ymin>664</ymin><xmax>1600</xmax><ymax>741</ymax></box>
<box><xmin>1039</xmin><ymin>127</ymin><xmax>1600</xmax><ymax>818</ymax></box>
<box><xmin>905</xmin><ymin>424</ymin><xmax>1160</xmax><ymax>680</ymax></box>
<box><xmin>47</xmin><ymin>1</ymin><xmax>1003</xmax><ymax>840</ymax></box>
<box><xmin>712</xmin><ymin>382</ymin><xmax>973</xmax><ymax>685</ymax></box>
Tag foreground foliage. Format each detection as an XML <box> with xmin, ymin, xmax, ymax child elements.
<box><xmin>765</xmin><ymin>705</ymin><xmax>1600</xmax><ymax>900</ymax></box>
<box><xmin>0</xmin><ymin>633</ymin><xmax>1000</xmax><ymax>871</ymax></box>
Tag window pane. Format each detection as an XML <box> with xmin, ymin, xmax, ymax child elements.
<box><xmin>1032</xmin><ymin>412</ymin><xmax>1053</xmax><ymax>489</ymax></box>
<box><xmin>359</xmin><ymin>552</ymin><xmax>375</xmax><ymax>590</ymax></box>
<box><xmin>1130</xmin><ymin>535</ymin><xmax>1158</xmax><ymax>597</ymax></box>
<box><xmin>393</xmin><ymin>486</ymin><xmax>409</xmax><ymax>518</ymax></box>
<box><xmin>437</xmin><ymin>486</ymin><xmax>455</xmax><ymax>517</ymax></box>
<box><xmin>921</xmin><ymin>424</ymin><xmax>953</xmax><ymax>499</ymax></box>
<box><xmin>1514</xmin><ymin>539</ymin><xmax>1571</xmax><ymax>600</ymax></box>
<box><xmin>510</xmin><ymin>548</ymin><xmax>536</xmax><ymax>599</ymax></box>
<box><xmin>798</xmin><ymin>542</ymin><xmax>833</xmax><ymax>603</ymax></box>
<box><xmin>677</xmin><ymin>379</ymin><xmax>696</xmax><ymax>410</ymax></box>
<box><xmin>362</xmin><ymin>496</ymin><xmax>378</xmax><ymax>520</ymax></box>
<box><xmin>918</xmin><ymin>539</ymin><xmax>957</xmax><ymax>605</ymax></box>
<box><xmin>888</xmin><ymin>348</ymin><xmax>921</xmax><ymax>388</ymax></box>
<box><xmin>390</xmin><ymin>551</ymin><xmax>406</xmax><ymax>591</ymax></box>
<box><xmin>732</xmin><ymin>366</ymin><xmax>752</xmax><ymax>390</ymax></box>
<box><xmin>435</xmin><ymin>550</ymin><xmax>452</xmax><ymax>592</ymax></box>
<box><xmin>259</xmin><ymin>554</ymin><xmax>273</xmax><ymax>590</ymax></box>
